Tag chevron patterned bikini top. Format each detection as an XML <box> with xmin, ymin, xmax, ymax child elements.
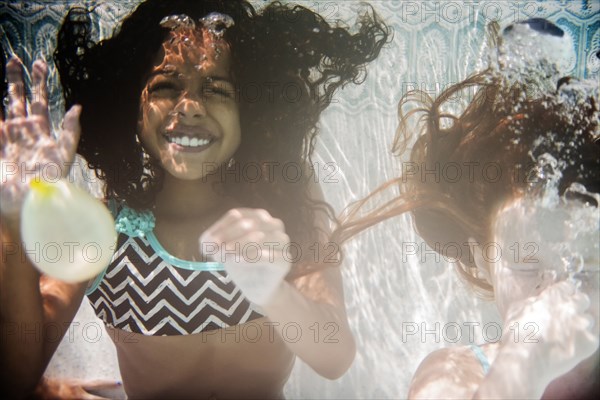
<box><xmin>86</xmin><ymin>202</ymin><xmax>264</xmax><ymax>336</ymax></box>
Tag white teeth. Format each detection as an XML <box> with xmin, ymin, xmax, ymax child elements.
<box><xmin>166</xmin><ymin>135</ymin><xmax>212</xmax><ymax>147</ymax></box>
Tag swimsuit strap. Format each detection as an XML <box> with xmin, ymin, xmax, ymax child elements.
<box><xmin>469</xmin><ymin>344</ymin><xmax>491</xmax><ymax>375</ymax></box>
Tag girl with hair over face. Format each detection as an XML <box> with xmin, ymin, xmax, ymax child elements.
<box><xmin>334</xmin><ymin>20</ymin><xmax>599</xmax><ymax>399</ymax></box>
<box><xmin>0</xmin><ymin>1</ymin><xmax>389</xmax><ymax>397</ymax></box>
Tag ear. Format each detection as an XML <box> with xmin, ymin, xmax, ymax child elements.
<box><xmin>468</xmin><ymin>237</ymin><xmax>492</xmax><ymax>286</ymax></box>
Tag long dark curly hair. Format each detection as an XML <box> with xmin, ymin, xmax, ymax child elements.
<box><xmin>54</xmin><ymin>0</ymin><xmax>390</xmax><ymax>275</ymax></box>
<box><xmin>0</xmin><ymin>45</ymin><xmax>6</xmax><ymax>120</ymax></box>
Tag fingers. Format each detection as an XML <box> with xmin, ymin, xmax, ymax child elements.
<box><xmin>81</xmin><ymin>379</ymin><xmax>123</xmax><ymax>399</ymax></box>
<box><xmin>2</xmin><ymin>115</ymin><xmax>50</xmax><ymax>145</ymax></box>
<box><xmin>199</xmin><ymin>208</ymin><xmax>290</xmax><ymax>266</ymax></box>
<box><xmin>80</xmin><ymin>379</ymin><xmax>122</xmax><ymax>390</ymax></box>
<box><xmin>542</xmin><ymin>280</ymin><xmax>591</xmax><ymax>314</ymax></box>
<box><xmin>202</xmin><ymin>208</ymin><xmax>285</xmax><ymax>244</ymax></box>
<box><xmin>6</xmin><ymin>57</ymin><xmax>27</xmax><ymax>119</ymax></box>
<box><xmin>572</xmin><ymin>291</ymin><xmax>591</xmax><ymax>313</ymax></box>
<box><xmin>30</xmin><ymin>59</ymin><xmax>51</xmax><ymax>129</ymax></box>
<box><xmin>542</xmin><ymin>279</ymin><xmax>576</xmax><ymax>300</ymax></box>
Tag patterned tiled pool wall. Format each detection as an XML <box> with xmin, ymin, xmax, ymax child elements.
<box><xmin>388</xmin><ymin>0</ymin><xmax>600</xmax><ymax>78</ymax></box>
<box><xmin>1</xmin><ymin>1</ymin><xmax>599</xmax><ymax>90</ymax></box>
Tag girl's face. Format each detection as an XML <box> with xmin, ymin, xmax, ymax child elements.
<box><xmin>490</xmin><ymin>195</ymin><xmax>599</xmax><ymax>322</ymax></box>
<box><xmin>138</xmin><ymin>26</ymin><xmax>240</xmax><ymax>180</ymax></box>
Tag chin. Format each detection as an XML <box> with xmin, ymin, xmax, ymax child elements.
<box><xmin>167</xmin><ymin>169</ymin><xmax>210</xmax><ymax>181</ymax></box>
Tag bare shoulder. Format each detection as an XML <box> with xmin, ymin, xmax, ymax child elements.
<box><xmin>408</xmin><ymin>346</ymin><xmax>484</xmax><ymax>400</ymax></box>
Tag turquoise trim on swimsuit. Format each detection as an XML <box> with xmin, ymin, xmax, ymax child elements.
<box><xmin>86</xmin><ymin>200</ymin><xmax>225</xmax><ymax>295</ymax></box>
<box><xmin>146</xmin><ymin>231</ymin><xmax>225</xmax><ymax>272</ymax></box>
<box><xmin>470</xmin><ymin>344</ymin><xmax>491</xmax><ymax>375</ymax></box>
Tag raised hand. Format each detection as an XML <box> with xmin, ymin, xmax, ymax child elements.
<box><xmin>0</xmin><ymin>57</ymin><xmax>81</xmax><ymax>216</ymax></box>
<box><xmin>199</xmin><ymin>208</ymin><xmax>291</xmax><ymax>307</ymax></box>
<box><xmin>502</xmin><ymin>280</ymin><xmax>598</xmax><ymax>383</ymax></box>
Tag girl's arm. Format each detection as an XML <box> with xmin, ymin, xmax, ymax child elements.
<box><xmin>408</xmin><ymin>281</ymin><xmax>598</xmax><ymax>400</ymax></box>
<box><xmin>0</xmin><ymin>57</ymin><xmax>86</xmax><ymax>397</ymax></box>
<box><xmin>262</xmin><ymin>259</ymin><xmax>356</xmax><ymax>379</ymax></box>
<box><xmin>474</xmin><ymin>280</ymin><xmax>598</xmax><ymax>399</ymax></box>
<box><xmin>408</xmin><ymin>347</ymin><xmax>483</xmax><ymax>400</ymax></box>
<box><xmin>263</xmin><ymin>178</ymin><xmax>355</xmax><ymax>379</ymax></box>
<box><xmin>201</xmin><ymin>180</ymin><xmax>355</xmax><ymax>379</ymax></box>
<box><xmin>1</xmin><ymin>216</ymin><xmax>88</xmax><ymax>397</ymax></box>
<box><xmin>408</xmin><ymin>344</ymin><xmax>546</xmax><ymax>399</ymax></box>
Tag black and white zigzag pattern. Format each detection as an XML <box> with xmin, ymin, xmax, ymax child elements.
<box><xmin>87</xmin><ymin>235</ymin><xmax>263</xmax><ymax>336</ymax></box>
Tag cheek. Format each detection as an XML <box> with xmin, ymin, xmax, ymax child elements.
<box><xmin>139</xmin><ymin>98</ymin><xmax>170</xmax><ymax>137</ymax></box>
<box><xmin>231</xmin><ymin>119</ymin><xmax>241</xmax><ymax>145</ymax></box>
<box><xmin>214</xmin><ymin>104</ymin><xmax>241</xmax><ymax>145</ymax></box>
<box><xmin>137</xmin><ymin>98</ymin><xmax>172</xmax><ymax>160</ymax></box>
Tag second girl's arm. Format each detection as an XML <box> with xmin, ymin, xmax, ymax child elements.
<box><xmin>408</xmin><ymin>281</ymin><xmax>598</xmax><ymax>400</ymax></box>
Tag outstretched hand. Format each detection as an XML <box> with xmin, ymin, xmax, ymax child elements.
<box><xmin>199</xmin><ymin>208</ymin><xmax>291</xmax><ymax>307</ymax></box>
<box><xmin>0</xmin><ymin>57</ymin><xmax>81</xmax><ymax>216</ymax></box>
<box><xmin>503</xmin><ymin>280</ymin><xmax>598</xmax><ymax>382</ymax></box>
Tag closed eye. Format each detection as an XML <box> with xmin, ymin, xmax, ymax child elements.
<box><xmin>202</xmin><ymin>84</ymin><xmax>235</xmax><ymax>99</ymax></box>
<box><xmin>148</xmin><ymin>82</ymin><xmax>181</xmax><ymax>96</ymax></box>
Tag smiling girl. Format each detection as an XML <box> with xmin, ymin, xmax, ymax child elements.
<box><xmin>0</xmin><ymin>1</ymin><xmax>389</xmax><ymax>398</ymax></box>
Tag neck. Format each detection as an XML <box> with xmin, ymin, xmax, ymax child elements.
<box><xmin>154</xmin><ymin>172</ymin><xmax>227</xmax><ymax>219</ymax></box>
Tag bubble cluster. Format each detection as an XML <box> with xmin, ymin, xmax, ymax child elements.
<box><xmin>489</xmin><ymin>19</ymin><xmax>574</xmax><ymax>107</ymax></box>
<box><xmin>199</xmin><ymin>12</ymin><xmax>234</xmax><ymax>40</ymax></box>
<box><xmin>495</xmin><ymin>153</ymin><xmax>599</xmax><ymax>288</ymax></box>
<box><xmin>158</xmin><ymin>13</ymin><xmax>234</xmax><ymax>62</ymax></box>
<box><xmin>159</xmin><ymin>14</ymin><xmax>196</xmax><ymax>31</ymax></box>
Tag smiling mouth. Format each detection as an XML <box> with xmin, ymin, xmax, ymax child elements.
<box><xmin>163</xmin><ymin>129</ymin><xmax>217</xmax><ymax>151</ymax></box>
<box><xmin>164</xmin><ymin>135</ymin><xmax>215</xmax><ymax>147</ymax></box>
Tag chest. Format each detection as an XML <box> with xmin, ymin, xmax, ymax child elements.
<box><xmin>153</xmin><ymin>215</ymin><xmax>216</xmax><ymax>262</ymax></box>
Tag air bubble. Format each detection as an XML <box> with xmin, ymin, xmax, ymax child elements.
<box><xmin>160</xmin><ymin>14</ymin><xmax>196</xmax><ymax>30</ymax></box>
<box><xmin>200</xmin><ymin>12</ymin><xmax>234</xmax><ymax>39</ymax></box>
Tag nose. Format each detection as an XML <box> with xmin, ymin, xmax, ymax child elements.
<box><xmin>172</xmin><ymin>95</ymin><xmax>206</xmax><ymax>122</ymax></box>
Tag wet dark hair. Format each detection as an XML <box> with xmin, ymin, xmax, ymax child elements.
<box><xmin>54</xmin><ymin>0</ymin><xmax>390</xmax><ymax>274</ymax></box>
<box><xmin>0</xmin><ymin>46</ymin><xmax>6</xmax><ymax>119</ymax></box>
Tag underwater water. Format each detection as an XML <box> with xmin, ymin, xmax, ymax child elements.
<box><xmin>1</xmin><ymin>1</ymin><xmax>598</xmax><ymax>398</ymax></box>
